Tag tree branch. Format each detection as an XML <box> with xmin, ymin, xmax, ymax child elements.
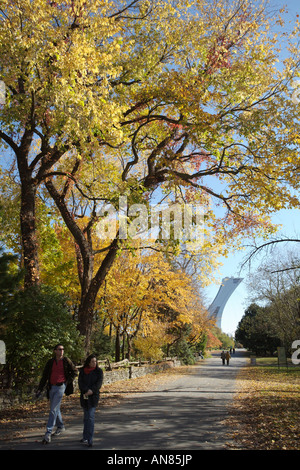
<box><xmin>0</xmin><ymin>130</ymin><xmax>19</xmax><ymax>154</ymax></box>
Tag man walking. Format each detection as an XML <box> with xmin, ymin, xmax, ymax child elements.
<box><xmin>220</xmin><ymin>350</ymin><xmax>226</xmax><ymax>365</ymax></box>
<box><xmin>36</xmin><ymin>344</ymin><xmax>77</xmax><ymax>444</ymax></box>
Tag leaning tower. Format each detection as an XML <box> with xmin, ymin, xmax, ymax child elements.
<box><xmin>208</xmin><ymin>277</ymin><xmax>243</xmax><ymax>329</ymax></box>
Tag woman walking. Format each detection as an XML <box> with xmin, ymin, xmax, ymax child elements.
<box><xmin>225</xmin><ymin>350</ymin><xmax>231</xmax><ymax>366</ymax></box>
<box><xmin>78</xmin><ymin>354</ymin><xmax>103</xmax><ymax>447</ymax></box>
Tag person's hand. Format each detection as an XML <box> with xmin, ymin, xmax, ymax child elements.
<box><xmin>83</xmin><ymin>389</ymin><xmax>93</xmax><ymax>399</ymax></box>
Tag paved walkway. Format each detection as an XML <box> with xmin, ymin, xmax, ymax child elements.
<box><xmin>0</xmin><ymin>350</ymin><xmax>248</xmax><ymax>451</ymax></box>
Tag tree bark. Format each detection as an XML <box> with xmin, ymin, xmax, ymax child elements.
<box><xmin>115</xmin><ymin>326</ymin><xmax>121</xmax><ymax>362</ymax></box>
<box><xmin>77</xmin><ymin>236</ymin><xmax>120</xmax><ymax>352</ymax></box>
<box><xmin>15</xmin><ymin>137</ymin><xmax>40</xmax><ymax>287</ymax></box>
<box><xmin>1</xmin><ymin>120</ymin><xmax>64</xmax><ymax>289</ymax></box>
<box><xmin>20</xmin><ymin>181</ymin><xmax>40</xmax><ymax>287</ymax></box>
<box><xmin>45</xmin><ymin>176</ymin><xmax>120</xmax><ymax>352</ymax></box>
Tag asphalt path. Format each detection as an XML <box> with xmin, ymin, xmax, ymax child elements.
<box><xmin>0</xmin><ymin>349</ymin><xmax>248</xmax><ymax>451</ymax></box>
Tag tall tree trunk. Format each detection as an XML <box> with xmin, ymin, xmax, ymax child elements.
<box><xmin>16</xmin><ymin>134</ymin><xmax>40</xmax><ymax>288</ymax></box>
<box><xmin>46</xmin><ymin>176</ymin><xmax>121</xmax><ymax>352</ymax></box>
<box><xmin>77</xmin><ymin>236</ymin><xmax>120</xmax><ymax>352</ymax></box>
<box><xmin>115</xmin><ymin>326</ymin><xmax>121</xmax><ymax>362</ymax></box>
<box><xmin>20</xmin><ymin>182</ymin><xmax>40</xmax><ymax>287</ymax></box>
<box><xmin>1</xmin><ymin>90</ymin><xmax>67</xmax><ymax>289</ymax></box>
<box><xmin>126</xmin><ymin>334</ymin><xmax>132</xmax><ymax>361</ymax></box>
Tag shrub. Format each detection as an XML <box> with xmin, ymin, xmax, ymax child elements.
<box><xmin>2</xmin><ymin>285</ymin><xmax>84</xmax><ymax>388</ymax></box>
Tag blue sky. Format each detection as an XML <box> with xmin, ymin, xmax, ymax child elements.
<box><xmin>204</xmin><ymin>0</ymin><xmax>300</xmax><ymax>336</ymax></box>
<box><xmin>205</xmin><ymin>208</ymin><xmax>300</xmax><ymax>336</ymax></box>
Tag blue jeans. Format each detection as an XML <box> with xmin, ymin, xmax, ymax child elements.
<box><xmin>46</xmin><ymin>384</ymin><xmax>66</xmax><ymax>434</ymax></box>
<box><xmin>83</xmin><ymin>406</ymin><xmax>96</xmax><ymax>445</ymax></box>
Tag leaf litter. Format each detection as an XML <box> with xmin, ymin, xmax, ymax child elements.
<box><xmin>225</xmin><ymin>365</ymin><xmax>300</xmax><ymax>450</ymax></box>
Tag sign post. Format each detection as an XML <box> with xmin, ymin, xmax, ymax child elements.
<box><xmin>277</xmin><ymin>347</ymin><xmax>288</xmax><ymax>369</ymax></box>
<box><xmin>250</xmin><ymin>354</ymin><xmax>256</xmax><ymax>365</ymax></box>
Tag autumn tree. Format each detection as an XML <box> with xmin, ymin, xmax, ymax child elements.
<box><xmin>206</xmin><ymin>330</ymin><xmax>222</xmax><ymax>350</ymax></box>
<box><xmin>100</xmin><ymin>248</ymin><xmax>209</xmax><ymax>361</ymax></box>
<box><xmin>2</xmin><ymin>0</ymin><xmax>300</xmax><ymax>349</ymax></box>
<box><xmin>44</xmin><ymin>0</ymin><xmax>300</xmax><ymax>349</ymax></box>
<box><xmin>0</xmin><ymin>0</ymin><xmax>128</xmax><ymax>286</ymax></box>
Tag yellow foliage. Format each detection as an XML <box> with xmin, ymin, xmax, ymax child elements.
<box><xmin>1</xmin><ymin>0</ymin><xmax>300</xmax><ymax>346</ymax></box>
<box><xmin>101</xmin><ymin>246</ymin><xmax>212</xmax><ymax>355</ymax></box>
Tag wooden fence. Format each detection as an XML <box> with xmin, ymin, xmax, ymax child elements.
<box><xmin>0</xmin><ymin>357</ymin><xmax>181</xmax><ymax>409</ymax></box>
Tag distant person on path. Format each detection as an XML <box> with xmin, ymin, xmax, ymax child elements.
<box><xmin>78</xmin><ymin>354</ymin><xmax>104</xmax><ymax>448</ymax></box>
<box><xmin>36</xmin><ymin>343</ymin><xmax>77</xmax><ymax>444</ymax></box>
<box><xmin>220</xmin><ymin>350</ymin><xmax>226</xmax><ymax>365</ymax></box>
<box><xmin>225</xmin><ymin>350</ymin><xmax>231</xmax><ymax>365</ymax></box>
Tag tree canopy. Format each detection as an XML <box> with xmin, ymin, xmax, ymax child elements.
<box><xmin>235</xmin><ymin>303</ymin><xmax>280</xmax><ymax>355</ymax></box>
<box><xmin>1</xmin><ymin>0</ymin><xmax>300</xmax><ymax>351</ymax></box>
<box><xmin>242</xmin><ymin>249</ymin><xmax>300</xmax><ymax>354</ymax></box>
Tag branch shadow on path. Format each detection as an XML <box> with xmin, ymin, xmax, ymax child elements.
<box><xmin>0</xmin><ymin>350</ymin><xmax>249</xmax><ymax>450</ymax></box>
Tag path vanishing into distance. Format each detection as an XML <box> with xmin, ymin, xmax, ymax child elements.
<box><xmin>0</xmin><ymin>350</ymin><xmax>249</xmax><ymax>451</ymax></box>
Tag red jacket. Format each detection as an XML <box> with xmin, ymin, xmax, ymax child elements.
<box><xmin>38</xmin><ymin>356</ymin><xmax>77</xmax><ymax>398</ymax></box>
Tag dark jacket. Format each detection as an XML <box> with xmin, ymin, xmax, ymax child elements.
<box><xmin>78</xmin><ymin>366</ymin><xmax>103</xmax><ymax>408</ymax></box>
<box><xmin>38</xmin><ymin>356</ymin><xmax>77</xmax><ymax>398</ymax></box>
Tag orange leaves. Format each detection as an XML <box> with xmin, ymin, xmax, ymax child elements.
<box><xmin>206</xmin><ymin>330</ymin><xmax>222</xmax><ymax>349</ymax></box>
<box><xmin>206</xmin><ymin>36</ymin><xmax>233</xmax><ymax>72</ymax></box>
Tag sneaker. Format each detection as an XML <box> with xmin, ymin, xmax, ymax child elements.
<box><xmin>42</xmin><ymin>432</ymin><xmax>51</xmax><ymax>444</ymax></box>
<box><xmin>54</xmin><ymin>427</ymin><xmax>65</xmax><ymax>436</ymax></box>
<box><xmin>80</xmin><ymin>438</ymin><xmax>88</xmax><ymax>444</ymax></box>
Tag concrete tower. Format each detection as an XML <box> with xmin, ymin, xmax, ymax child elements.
<box><xmin>208</xmin><ymin>277</ymin><xmax>243</xmax><ymax>329</ymax></box>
